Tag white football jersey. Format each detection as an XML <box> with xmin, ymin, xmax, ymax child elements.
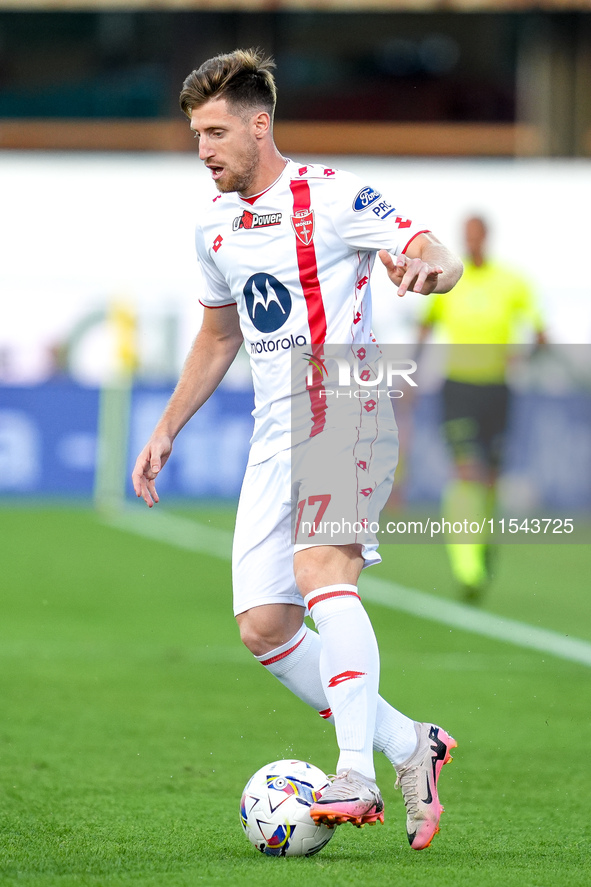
<box><xmin>195</xmin><ymin>160</ymin><xmax>430</xmax><ymax>464</ymax></box>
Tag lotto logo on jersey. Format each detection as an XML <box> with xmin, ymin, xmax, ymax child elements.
<box><xmin>232</xmin><ymin>210</ymin><xmax>283</xmax><ymax>232</ymax></box>
<box><xmin>353</xmin><ymin>186</ymin><xmax>382</xmax><ymax>212</ymax></box>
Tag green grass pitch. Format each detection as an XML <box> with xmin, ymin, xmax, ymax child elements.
<box><xmin>1</xmin><ymin>504</ymin><xmax>590</xmax><ymax>886</ymax></box>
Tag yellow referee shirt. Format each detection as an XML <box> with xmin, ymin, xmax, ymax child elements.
<box><xmin>421</xmin><ymin>260</ymin><xmax>544</xmax><ymax>384</ymax></box>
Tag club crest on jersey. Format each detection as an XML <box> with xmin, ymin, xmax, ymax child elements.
<box><xmin>232</xmin><ymin>210</ymin><xmax>282</xmax><ymax>232</ymax></box>
<box><xmin>291</xmin><ymin>209</ymin><xmax>315</xmax><ymax>246</ymax></box>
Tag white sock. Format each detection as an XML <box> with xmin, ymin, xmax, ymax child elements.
<box><xmin>256</xmin><ymin>615</ymin><xmax>417</xmax><ymax>768</ymax></box>
<box><xmin>374</xmin><ymin>698</ymin><xmax>417</xmax><ymax>765</ymax></box>
<box><xmin>304</xmin><ymin>584</ymin><xmax>379</xmax><ymax>779</ymax></box>
<box><xmin>255</xmin><ymin>623</ymin><xmax>333</xmax><ymax>721</ymax></box>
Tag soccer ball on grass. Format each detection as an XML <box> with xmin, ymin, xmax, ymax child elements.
<box><xmin>240</xmin><ymin>759</ymin><xmax>335</xmax><ymax>857</ymax></box>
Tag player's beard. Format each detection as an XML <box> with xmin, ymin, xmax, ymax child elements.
<box><xmin>215</xmin><ymin>140</ymin><xmax>260</xmax><ymax>195</ymax></box>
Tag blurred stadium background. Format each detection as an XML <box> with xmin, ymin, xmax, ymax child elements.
<box><xmin>1</xmin><ymin>0</ymin><xmax>590</xmax><ymax>506</ymax></box>
<box><xmin>1</xmin><ymin>6</ymin><xmax>591</xmax><ymax>885</ymax></box>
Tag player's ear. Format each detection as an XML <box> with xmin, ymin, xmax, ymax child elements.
<box><xmin>252</xmin><ymin>111</ymin><xmax>271</xmax><ymax>140</ymax></box>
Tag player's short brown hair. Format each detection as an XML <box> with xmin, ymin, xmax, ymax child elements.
<box><xmin>179</xmin><ymin>48</ymin><xmax>277</xmax><ymax>121</ymax></box>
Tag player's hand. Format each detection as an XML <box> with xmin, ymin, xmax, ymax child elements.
<box><xmin>131</xmin><ymin>434</ymin><xmax>173</xmax><ymax>507</ymax></box>
<box><xmin>378</xmin><ymin>249</ymin><xmax>443</xmax><ymax>297</ymax></box>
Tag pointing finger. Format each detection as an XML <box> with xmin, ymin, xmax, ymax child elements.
<box><xmin>378</xmin><ymin>249</ymin><xmax>395</xmax><ymax>271</ymax></box>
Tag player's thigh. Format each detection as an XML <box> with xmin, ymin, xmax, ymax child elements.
<box><xmin>293</xmin><ymin>542</ymin><xmax>364</xmax><ymax>597</ymax></box>
<box><xmin>232</xmin><ymin>451</ymin><xmax>302</xmax><ymax>617</ymax></box>
<box><xmin>292</xmin><ymin>420</ymin><xmax>398</xmax><ymax>557</ymax></box>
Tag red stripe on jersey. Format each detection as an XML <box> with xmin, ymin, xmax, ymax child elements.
<box><xmin>307</xmin><ymin>589</ymin><xmax>361</xmax><ymax>610</ymax></box>
<box><xmin>290</xmin><ymin>179</ymin><xmax>327</xmax><ymax>344</ymax></box>
<box><xmin>401</xmin><ymin>230</ymin><xmax>431</xmax><ymax>254</ymax></box>
<box><xmin>305</xmin><ymin>344</ymin><xmax>328</xmax><ymax>437</ymax></box>
<box><xmin>199</xmin><ymin>300</ymin><xmax>237</xmax><ymax>309</ymax></box>
<box><xmin>259</xmin><ymin>633</ymin><xmax>305</xmax><ymax>667</ymax></box>
<box><xmin>290</xmin><ymin>178</ymin><xmax>327</xmax><ymax>437</ymax></box>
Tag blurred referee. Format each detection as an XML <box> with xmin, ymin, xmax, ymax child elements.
<box><xmin>418</xmin><ymin>216</ymin><xmax>547</xmax><ymax>602</ymax></box>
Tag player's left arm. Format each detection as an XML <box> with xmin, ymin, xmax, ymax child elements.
<box><xmin>379</xmin><ymin>233</ymin><xmax>463</xmax><ymax>298</ymax></box>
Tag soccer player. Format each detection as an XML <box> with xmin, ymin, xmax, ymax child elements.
<box><xmin>418</xmin><ymin>215</ymin><xmax>547</xmax><ymax>601</ymax></box>
<box><xmin>132</xmin><ymin>48</ymin><xmax>463</xmax><ymax>850</ymax></box>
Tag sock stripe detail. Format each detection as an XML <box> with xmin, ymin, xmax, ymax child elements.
<box><xmin>259</xmin><ymin>634</ymin><xmax>306</xmax><ymax>667</ymax></box>
<box><xmin>307</xmin><ymin>589</ymin><xmax>360</xmax><ymax>611</ymax></box>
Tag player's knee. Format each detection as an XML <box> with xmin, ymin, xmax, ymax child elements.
<box><xmin>236</xmin><ymin>605</ymin><xmax>304</xmax><ymax>657</ymax></box>
<box><xmin>237</xmin><ymin>617</ymin><xmax>267</xmax><ymax>656</ymax></box>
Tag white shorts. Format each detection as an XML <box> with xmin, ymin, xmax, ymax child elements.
<box><xmin>232</xmin><ymin>420</ymin><xmax>398</xmax><ymax>616</ymax></box>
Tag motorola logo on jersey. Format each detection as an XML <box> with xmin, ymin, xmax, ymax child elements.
<box><xmin>244</xmin><ymin>273</ymin><xmax>292</xmax><ymax>333</ymax></box>
<box><xmin>250</xmin><ymin>333</ymin><xmax>308</xmax><ymax>355</ymax></box>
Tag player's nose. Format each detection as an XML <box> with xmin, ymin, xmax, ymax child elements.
<box><xmin>198</xmin><ymin>136</ymin><xmax>213</xmax><ymax>161</ymax></box>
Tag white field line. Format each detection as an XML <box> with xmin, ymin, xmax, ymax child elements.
<box><xmin>106</xmin><ymin>506</ymin><xmax>235</xmax><ymax>559</ymax></box>
<box><xmin>361</xmin><ymin>575</ymin><xmax>591</xmax><ymax>668</ymax></box>
<box><xmin>106</xmin><ymin>507</ymin><xmax>591</xmax><ymax>669</ymax></box>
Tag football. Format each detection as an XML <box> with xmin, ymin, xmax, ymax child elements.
<box><xmin>240</xmin><ymin>759</ymin><xmax>335</xmax><ymax>857</ymax></box>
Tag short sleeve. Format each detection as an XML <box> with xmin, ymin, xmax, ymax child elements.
<box><xmin>329</xmin><ymin>172</ymin><xmax>431</xmax><ymax>257</ymax></box>
<box><xmin>195</xmin><ymin>224</ymin><xmax>236</xmax><ymax>308</ymax></box>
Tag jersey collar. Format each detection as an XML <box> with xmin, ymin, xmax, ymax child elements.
<box><xmin>239</xmin><ymin>159</ymin><xmax>289</xmax><ymax>206</ymax></box>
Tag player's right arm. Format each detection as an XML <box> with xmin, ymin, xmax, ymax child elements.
<box><xmin>132</xmin><ymin>303</ymin><xmax>243</xmax><ymax>507</ymax></box>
